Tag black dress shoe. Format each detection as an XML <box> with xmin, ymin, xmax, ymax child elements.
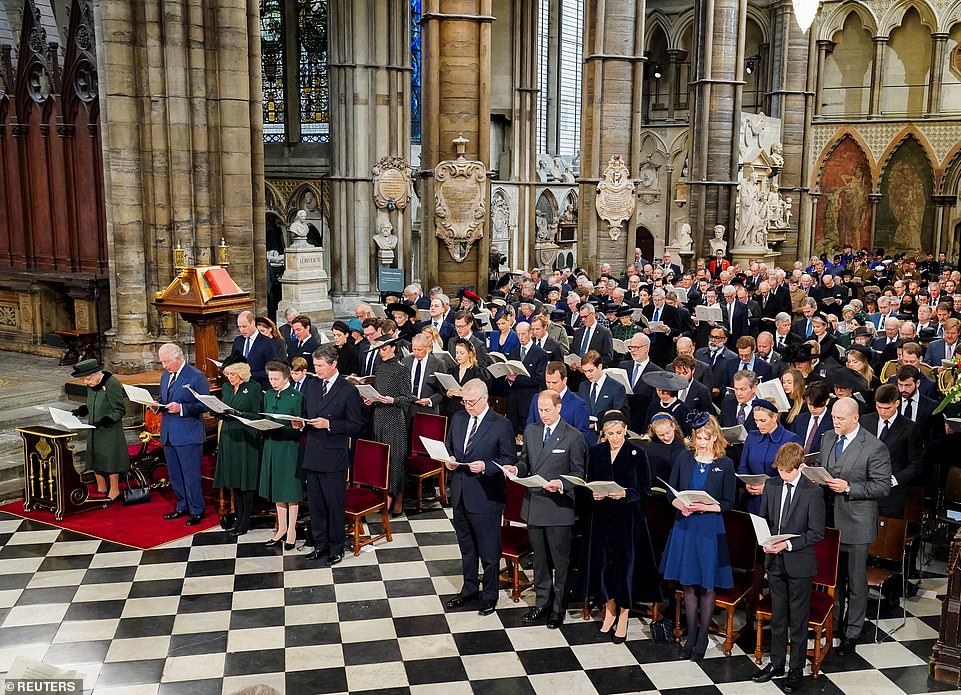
<box><xmin>305</xmin><ymin>549</ymin><xmax>327</xmax><ymax>561</ymax></box>
<box><xmin>546</xmin><ymin>613</ymin><xmax>564</xmax><ymax>630</ymax></box>
<box><xmin>265</xmin><ymin>537</ymin><xmax>283</xmax><ymax>548</ymax></box>
<box><xmin>327</xmin><ymin>553</ymin><xmax>344</xmax><ymax>566</ymax></box>
<box><xmin>478</xmin><ymin>599</ymin><xmax>497</xmax><ymax>616</ymax></box>
<box><xmin>836</xmin><ymin>638</ymin><xmax>857</xmax><ymax>656</ymax></box>
<box><xmin>164</xmin><ymin>510</ymin><xmax>188</xmax><ymax>520</ymax></box>
<box><xmin>186</xmin><ymin>514</ymin><xmax>204</xmax><ymax>526</ymax></box>
<box><xmin>522</xmin><ymin>606</ymin><xmax>549</xmax><ymax>623</ymax></box>
<box><xmin>678</xmin><ymin>641</ymin><xmax>694</xmax><ymax>660</ymax></box>
<box><xmin>751</xmin><ymin>663</ymin><xmax>785</xmax><ymax>683</ymax></box>
<box><xmin>783</xmin><ymin>670</ymin><xmax>803</xmax><ymax>693</ymax></box>
<box><xmin>445</xmin><ymin>593</ymin><xmax>478</xmax><ymax>609</ymax></box>
<box><xmin>228</xmin><ymin>528</ymin><xmax>246</xmax><ymax>537</ymax></box>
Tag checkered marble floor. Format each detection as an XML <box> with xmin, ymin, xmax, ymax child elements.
<box><xmin>0</xmin><ymin>508</ymin><xmax>957</xmax><ymax>695</ymax></box>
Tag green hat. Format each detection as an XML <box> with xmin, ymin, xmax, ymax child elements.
<box><xmin>71</xmin><ymin>359</ymin><xmax>103</xmax><ymax>378</ymax></box>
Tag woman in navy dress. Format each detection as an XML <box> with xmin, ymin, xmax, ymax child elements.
<box><xmin>660</xmin><ymin>411</ymin><xmax>736</xmax><ymax>661</ymax></box>
<box><xmin>578</xmin><ymin>410</ymin><xmax>660</xmax><ymax>643</ymax></box>
<box><xmin>739</xmin><ymin>399</ymin><xmax>801</xmax><ymax>515</ymax></box>
<box><xmin>487</xmin><ymin>308</ymin><xmax>520</xmax><ymax>356</ymax></box>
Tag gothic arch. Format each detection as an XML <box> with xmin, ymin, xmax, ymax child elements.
<box><xmin>264</xmin><ymin>181</ymin><xmax>283</xmax><ymax>214</ymax></box>
<box><xmin>877</xmin><ymin>0</ymin><xmax>937</xmax><ymax>37</ymax></box>
<box><xmin>876</xmin><ymin>127</ymin><xmax>938</xmax><ymax>182</ymax></box>
<box><xmin>941</xmin><ymin>143</ymin><xmax>961</xmax><ymax>197</ymax></box>
<box><xmin>818</xmin><ymin>1</ymin><xmax>879</xmax><ymax>42</ymax></box>
<box><xmin>745</xmin><ymin>5</ymin><xmax>771</xmax><ymax>46</ymax></box>
<box><xmin>813</xmin><ymin>134</ymin><xmax>875</xmax><ymax>254</ymax></box>
<box><xmin>943</xmin><ymin>1</ymin><xmax>961</xmax><ymax>32</ymax></box>
<box><xmin>812</xmin><ymin>129</ymin><xmax>876</xmax><ymax>190</ymax></box>
<box><xmin>671</xmin><ymin>9</ymin><xmax>696</xmax><ymax>52</ymax></box>
<box><xmin>286</xmin><ymin>181</ymin><xmax>327</xmax><ymax>223</ymax></box>
<box><xmin>645</xmin><ymin>11</ymin><xmax>672</xmax><ymax>51</ymax></box>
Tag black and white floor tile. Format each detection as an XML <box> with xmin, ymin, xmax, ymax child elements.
<box><xmin>0</xmin><ymin>509</ymin><xmax>957</xmax><ymax>695</ymax></box>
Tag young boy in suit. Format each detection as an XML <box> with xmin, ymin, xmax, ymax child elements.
<box><xmin>751</xmin><ymin>443</ymin><xmax>825</xmax><ymax>693</ymax></box>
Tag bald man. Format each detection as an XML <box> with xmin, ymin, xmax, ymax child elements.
<box><xmin>815</xmin><ymin>397</ymin><xmax>891</xmax><ymax>656</ymax></box>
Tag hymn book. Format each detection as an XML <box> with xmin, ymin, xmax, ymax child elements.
<box><xmin>800</xmin><ymin>466</ymin><xmax>834</xmax><ymax>484</ymax></box>
<box><xmin>418</xmin><ymin>436</ymin><xmax>471</xmax><ymax>466</ymax></box>
<box><xmin>603</xmin><ymin>367</ymin><xmax>634</xmax><ymax>395</ymax></box>
<box><xmin>487</xmin><ymin>361</ymin><xmax>531</xmax><ymax>379</ymax></box>
<box><xmin>736</xmin><ymin>473</ymin><xmax>770</xmax><ymax>486</ymax></box>
<box><xmin>721</xmin><ymin>424</ymin><xmax>748</xmax><ymax>443</ymax></box>
<box><xmin>495</xmin><ymin>463</ymin><xmax>550</xmax><ymax>488</ymax></box>
<box><xmin>561</xmin><ymin>475</ymin><xmax>625</xmax><ymax>495</ymax></box>
<box><xmin>49</xmin><ymin>407</ymin><xmax>95</xmax><ymax>430</ymax></box>
<box><xmin>123</xmin><ymin>383</ymin><xmax>162</xmax><ymax>407</ymax></box>
<box><xmin>749</xmin><ymin>513</ymin><xmax>799</xmax><ymax>548</ymax></box>
<box><xmin>432</xmin><ymin>372</ymin><xmax>462</xmax><ymax>392</ymax></box>
<box><xmin>694</xmin><ymin>305</ymin><xmax>723</xmax><ymax>322</ymax></box>
<box><xmin>657</xmin><ymin>477</ymin><xmax>720</xmax><ymax>507</ymax></box>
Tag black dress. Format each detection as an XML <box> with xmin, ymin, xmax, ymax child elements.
<box><xmin>337</xmin><ymin>341</ymin><xmax>359</xmax><ymax>377</ymax></box>
<box><xmin>643</xmin><ymin>437</ymin><xmax>687</xmax><ymax>485</ymax></box>
<box><xmin>577</xmin><ymin>441</ymin><xmax>661</xmax><ymax>609</ymax></box>
<box><xmin>371</xmin><ymin>356</ymin><xmax>414</xmax><ymax>495</ymax></box>
<box><xmin>445</xmin><ymin>365</ymin><xmax>484</xmax><ymax>416</ymax></box>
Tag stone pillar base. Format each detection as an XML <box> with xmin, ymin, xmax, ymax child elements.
<box><xmin>280</xmin><ymin>247</ymin><xmax>333</xmax><ymax>323</ymax></box>
<box><xmin>731</xmin><ymin>248</ymin><xmax>781</xmax><ymax>268</ymax></box>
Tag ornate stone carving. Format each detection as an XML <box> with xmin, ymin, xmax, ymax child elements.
<box><xmin>288</xmin><ymin>209</ymin><xmax>311</xmax><ymax>248</ymax></box>
<box><xmin>595</xmin><ymin>155</ymin><xmax>636</xmax><ymax>241</ymax></box>
<box><xmin>372</xmin><ymin>155</ymin><xmax>413</xmax><ymax>210</ymax></box>
<box><xmin>0</xmin><ymin>303</ymin><xmax>17</xmax><ymax>328</ymax></box>
<box><xmin>675</xmin><ymin>223</ymin><xmax>693</xmax><ymax>253</ymax></box>
<box><xmin>434</xmin><ymin>136</ymin><xmax>487</xmax><ymax>262</ymax></box>
<box><xmin>637</xmin><ymin>160</ymin><xmax>660</xmax><ymax>206</ymax></box>
<box><xmin>709</xmin><ymin>225</ymin><xmax>728</xmax><ymax>256</ymax></box>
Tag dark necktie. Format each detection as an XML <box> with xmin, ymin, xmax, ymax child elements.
<box><xmin>243</xmin><ymin>336</ymin><xmax>252</xmax><ymax>358</ymax></box>
<box><xmin>366</xmin><ymin>350</ymin><xmax>375</xmax><ymax>376</ymax></box>
<box><xmin>903</xmin><ymin>399</ymin><xmax>914</xmax><ymax>421</ymax></box>
<box><xmin>804</xmin><ymin>415</ymin><xmax>819</xmax><ymax>453</ymax></box>
<box><xmin>834</xmin><ymin>434</ymin><xmax>846</xmax><ymax>461</ymax></box>
<box><xmin>778</xmin><ymin>483</ymin><xmax>794</xmax><ymax>534</ymax></box>
<box><xmin>413</xmin><ymin>359</ymin><xmax>422</xmax><ymax>397</ymax></box>
<box><xmin>520</xmin><ymin>345</ymin><xmax>527</xmax><ymax>362</ymax></box>
<box><xmin>881</xmin><ymin>419</ymin><xmax>890</xmax><ymax>442</ymax></box>
<box><xmin>632</xmin><ymin>363</ymin><xmax>641</xmax><ymax>387</ymax></box>
<box><xmin>581</xmin><ymin>327</ymin><xmax>592</xmax><ymax>354</ymax></box>
<box><xmin>590</xmin><ymin>382</ymin><xmax>598</xmax><ymax>407</ymax></box>
<box><xmin>737</xmin><ymin>403</ymin><xmax>747</xmax><ymax>425</ymax></box>
<box><xmin>465</xmin><ymin>416</ymin><xmax>479</xmax><ymax>452</ymax></box>
<box><xmin>777</xmin><ymin>336</ymin><xmax>785</xmax><ymax>351</ymax></box>
<box><xmin>319</xmin><ymin>379</ymin><xmax>328</xmax><ymax>398</ymax></box>
<box><xmin>543</xmin><ymin>426</ymin><xmax>552</xmax><ymax>445</ymax></box>
<box><xmin>295</xmin><ymin>380</ymin><xmax>302</xmax><ymax>392</ymax></box>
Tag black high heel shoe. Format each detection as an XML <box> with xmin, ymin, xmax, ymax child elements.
<box><xmin>265</xmin><ymin>534</ymin><xmax>285</xmax><ymax>548</ymax></box>
<box><xmin>691</xmin><ymin>628</ymin><xmax>709</xmax><ymax>661</ymax></box>
<box><xmin>678</xmin><ymin>637</ymin><xmax>694</xmax><ymax>660</ymax></box>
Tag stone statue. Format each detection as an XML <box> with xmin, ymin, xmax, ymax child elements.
<box><xmin>735</xmin><ymin>169</ymin><xmax>766</xmax><ymax>248</ymax></box>
<box><xmin>288</xmin><ymin>209</ymin><xmax>310</xmax><ymax>248</ymax></box>
<box><xmin>770</xmin><ymin>143</ymin><xmax>784</xmax><ymax>170</ymax></box>
<box><xmin>676</xmin><ymin>223</ymin><xmax>693</xmax><ymax>253</ymax></box>
<box><xmin>709</xmin><ymin>225</ymin><xmax>728</xmax><ymax>256</ymax></box>
<box><xmin>535</xmin><ymin>210</ymin><xmax>553</xmax><ymax>242</ymax></box>
<box><xmin>373</xmin><ymin>220</ymin><xmax>398</xmax><ymax>266</ymax></box>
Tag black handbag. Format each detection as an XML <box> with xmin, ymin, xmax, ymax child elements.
<box><xmin>121</xmin><ymin>471</ymin><xmax>151</xmax><ymax>505</ymax></box>
<box><xmin>650</xmin><ymin>618</ymin><xmax>675</xmax><ymax>643</ymax></box>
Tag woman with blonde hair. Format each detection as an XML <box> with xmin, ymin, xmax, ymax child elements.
<box><xmin>444</xmin><ymin>338</ymin><xmax>484</xmax><ymax>415</ymax></box>
<box><xmin>642</xmin><ymin>413</ymin><xmax>687</xmax><ymax>483</ymax></box>
<box><xmin>779</xmin><ymin>368</ymin><xmax>807</xmax><ymax>426</ymax></box>
<box><xmin>846</xmin><ymin>345</ymin><xmax>879</xmax><ymax>390</ymax></box>
<box><xmin>660</xmin><ymin>411</ymin><xmax>736</xmax><ymax>661</ymax></box>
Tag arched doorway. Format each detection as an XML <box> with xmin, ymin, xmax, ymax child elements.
<box><xmin>635</xmin><ymin>225</ymin><xmax>655</xmax><ymax>265</ymax></box>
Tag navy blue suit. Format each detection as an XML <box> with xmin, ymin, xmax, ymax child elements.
<box><xmin>446</xmin><ymin>408</ymin><xmax>516</xmax><ymax>600</ymax></box>
<box><xmin>578</xmin><ymin>376</ymin><xmax>629</xmax><ymax>445</ymax></box>
<box><xmin>791</xmin><ymin>409</ymin><xmax>833</xmax><ymax>453</ymax></box>
<box><xmin>417</xmin><ymin>319</ymin><xmax>455</xmax><ymax>345</ymax></box>
<box><xmin>720</xmin><ymin>355</ymin><xmax>773</xmax><ymax>388</ymax></box>
<box><xmin>923</xmin><ymin>339</ymin><xmax>958</xmax><ymax>367</ymax></box>
<box><xmin>504</xmin><ymin>342</ymin><xmax>549</xmax><ymax>435</ymax></box>
<box><xmin>231</xmin><ymin>332</ymin><xmax>276</xmax><ymax>386</ymax></box>
<box><xmin>159</xmin><ymin>362</ymin><xmax>209</xmax><ymax>516</ymax></box>
<box><xmin>681</xmin><ymin>378</ymin><xmax>713</xmax><ymax>415</ymax></box>
<box><xmin>721</xmin><ymin>301</ymin><xmax>749</xmax><ymax>347</ymax></box>
<box><xmin>526</xmin><ymin>388</ymin><xmax>591</xmax><ymax>441</ymax></box>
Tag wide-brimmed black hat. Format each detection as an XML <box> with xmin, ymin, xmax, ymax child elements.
<box><xmin>782</xmin><ymin>342</ymin><xmax>814</xmax><ymax>363</ymax></box>
<box><xmin>828</xmin><ymin>367</ymin><xmax>868</xmax><ymax>392</ymax></box>
<box><xmin>614</xmin><ymin>305</ymin><xmax>634</xmax><ymax>318</ymax></box>
<box><xmin>71</xmin><ymin>359</ymin><xmax>103</xmax><ymax>378</ymax></box>
<box><xmin>370</xmin><ymin>337</ymin><xmax>399</xmax><ymax>350</ymax></box>
<box><xmin>845</xmin><ymin>344</ymin><xmax>873</xmax><ymax>362</ymax></box>
<box><xmin>221</xmin><ymin>352</ymin><xmax>248</xmax><ymax>369</ymax></box>
<box><xmin>642</xmin><ymin>371</ymin><xmax>688</xmax><ymax>392</ymax></box>
<box><xmin>550</xmin><ymin>308</ymin><xmax>567</xmax><ymax>322</ymax></box>
<box><xmin>383</xmin><ymin>291</ymin><xmax>404</xmax><ymax>301</ymax></box>
<box><xmin>389</xmin><ymin>302</ymin><xmax>417</xmax><ymax>319</ymax></box>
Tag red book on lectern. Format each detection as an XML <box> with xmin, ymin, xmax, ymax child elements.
<box><xmin>204</xmin><ymin>267</ymin><xmax>243</xmax><ymax>296</ymax></box>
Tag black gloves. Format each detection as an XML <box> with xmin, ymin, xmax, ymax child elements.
<box><xmin>95</xmin><ymin>416</ymin><xmax>115</xmax><ymax>427</ymax></box>
<box><xmin>72</xmin><ymin>405</ymin><xmax>89</xmax><ymax>417</ymax></box>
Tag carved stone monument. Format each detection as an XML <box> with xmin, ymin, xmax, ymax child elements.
<box><xmin>595</xmin><ymin>155</ymin><xmax>636</xmax><ymax>242</ymax></box>
<box><xmin>373</xmin><ymin>219</ymin><xmax>399</xmax><ymax>266</ymax></box>
<box><xmin>280</xmin><ymin>212</ymin><xmax>333</xmax><ymax>322</ymax></box>
<box><xmin>434</xmin><ymin>135</ymin><xmax>488</xmax><ymax>262</ymax></box>
<box><xmin>288</xmin><ymin>209</ymin><xmax>311</xmax><ymax>248</ymax></box>
<box><xmin>372</xmin><ymin>156</ymin><xmax>413</xmax><ymax>211</ymax></box>
<box><xmin>666</xmin><ymin>221</ymin><xmax>695</xmax><ymax>269</ymax></box>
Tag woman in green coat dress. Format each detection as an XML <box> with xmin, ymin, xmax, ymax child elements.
<box><xmin>214</xmin><ymin>360</ymin><xmax>263</xmax><ymax>537</ymax></box>
<box><xmin>259</xmin><ymin>360</ymin><xmax>305</xmax><ymax>550</ymax></box>
<box><xmin>70</xmin><ymin>359</ymin><xmax>130</xmax><ymax>503</ymax></box>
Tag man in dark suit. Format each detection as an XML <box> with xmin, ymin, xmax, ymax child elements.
<box><xmin>671</xmin><ymin>336</ymin><xmax>712</xmax><ymax>386</ymax></box>
<box><xmin>287</xmin><ymin>314</ymin><xmax>321</xmax><ymax>371</ymax></box>
<box><xmin>509</xmin><ymin>390</ymin><xmax>587</xmax><ymax>629</ymax></box>
<box><xmin>923</xmin><ymin>318</ymin><xmax>960</xmax><ymax>367</ymax></box>
<box><xmin>642</xmin><ymin>288</ymin><xmax>682</xmax><ymax>367</ymax></box>
<box><xmin>231</xmin><ymin>310</ymin><xmax>276</xmax><ymax>386</ymax></box>
<box><xmin>752</xmin><ymin>443</ymin><xmax>825</xmax><ymax>693</ymax></box>
<box><xmin>403</xmin><ymin>334</ymin><xmax>448</xmax><ymax>415</ymax></box>
<box><xmin>792</xmin><ymin>298</ymin><xmax>819</xmax><ymax>341</ymax></box>
<box><xmin>448</xmin><ymin>310</ymin><xmax>491</xmax><ymax>368</ymax></box>
<box><xmin>773</xmin><ymin>313</ymin><xmax>803</xmax><ymax>355</ymax></box>
<box><xmin>720</xmin><ymin>285</ymin><xmax>749</xmax><ymax>347</ymax></box>
<box><xmin>280</xmin><ymin>307</ymin><xmax>322</xmax><ymax>344</ymax></box>
<box><xmin>572</xmin><ymin>303</ymin><xmax>614</xmax><ymax>366</ymax></box>
<box><xmin>357</xmin><ymin>318</ymin><xmax>383</xmax><ymax>377</ymax></box>
<box><xmin>861</xmin><ymin>384</ymin><xmax>925</xmax><ymax>518</ymax></box>
<box><xmin>816</xmin><ymin>397</ymin><xmax>891</xmax><ymax>656</ymax></box>
<box><xmin>526</xmin><ymin>362</ymin><xmax>591</xmax><ymax>440</ymax></box>
<box><xmin>755</xmin><ymin>281</ymin><xmax>782</xmax><ymax>332</ymax></box>
<box><xmin>417</xmin><ymin>295</ymin><xmax>456</xmax><ymax>343</ymax></box>
<box><xmin>719</xmin><ymin>371</ymin><xmax>761</xmax><ymax>461</ymax></box>
<box><xmin>578</xmin><ymin>351</ymin><xmax>628</xmax><ymax>444</ymax></box>
<box><xmin>299</xmin><ymin>344</ymin><xmax>365</xmax><ymax>566</ymax></box>
<box><xmin>791</xmin><ymin>381</ymin><xmax>833</xmax><ymax>453</ymax></box>
<box><xmin>720</xmin><ymin>335</ymin><xmax>773</xmax><ymax>388</ymax></box>
<box><xmin>617</xmin><ymin>332</ymin><xmax>662</xmax><ymax>433</ymax></box>
<box><xmin>444</xmin><ymin>379</ymin><xmax>517</xmax><ymax>615</ymax></box>
<box><xmin>672</xmin><ymin>354</ymin><xmax>713</xmax><ymax>414</ymax></box>
<box><xmin>694</xmin><ymin>326</ymin><xmax>736</xmax><ymax>396</ymax></box>
<box><xmin>503</xmin><ymin>322</ymin><xmax>549</xmax><ymax>435</ymax></box>
<box><xmin>530</xmin><ymin>315</ymin><xmax>567</xmax><ymax>362</ymax></box>
<box><xmin>895</xmin><ymin>364</ymin><xmax>942</xmax><ymax>441</ymax></box>
<box><xmin>156</xmin><ymin>343</ymin><xmax>209</xmax><ymax>525</ymax></box>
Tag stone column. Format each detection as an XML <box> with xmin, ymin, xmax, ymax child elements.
<box><xmin>813</xmin><ymin>40</ymin><xmax>834</xmax><ymax>118</ymax></box>
<box><xmin>420</xmin><ymin>0</ymin><xmax>493</xmax><ymax>292</ymax></box>
<box><xmin>933</xmin><ymin>195</ymin><xmax>957</xmax><ymax>255</ymax></box>
<box><xmin>666</xmin><ymin>49</ymin><xmax>684</xmax><ymax>122</ymax></box>
<box><xmin>577</xmin><ymin>0</ymin><xmax>646</xmax><ymax>274</ymax></box>
<box><xmin>95</xmin><ymin>0</ymin><xmax>265</xmax><ymax>370</ymax></box>
<box><xmin>686</xmin><ymin>0</ymin><xmax>747</xmax><ymax>256</ymax></box>
<box><xmin>768</xmin><ymin>0</ymin><xmax>812</xmax><ymax>260</ymax></box>
<box><xmin>512</xmin><ymin>0</ymin><xmax>539</xmax><ymax>273</ymax></box>
<box><xmin>868</xmin><ymin>36</ymin><xmax>888</xmax><ymax>118</ymax></box>
<box><xmin>927</xmin><ymin>33</ymin><xmax>948</xmax><ymax>116</ymax></box>
<box><xmin>868</xmin><ymin>192</ymin><xmax>882</xmax><ymax>248</ymax></box>
<box><xmin>328</xmin><ymin>1</ymin><xmax>410</xmax><ymax>312</ymax></box>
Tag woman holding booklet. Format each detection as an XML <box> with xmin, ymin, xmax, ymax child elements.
<box><xmin>660</xmin><ymin>411</ymin><xmax>736</xmax><ymax>661</ymax></box>
<box><xmin>213</xmin><ymin>357</ymin><xmax>263</xmax><ymax>536</ymax></box>
<box><xmin>488</xmin><ymin>307</ymin><xmax>520</xmax><ymax>356</ymax></box>
<box><xmin>444</xmin><ymin>339</ymin><xmax>486</xmax><ymax>416</ymax></box>
<box><xmin>738</xmin><ymin>399</ymin><xmax>801</xmax><ymax>516</ymax></box>
<box><xmin>576</xmin><ymin>410</ymin><xmax>660</xmax><ymax>644</ymax></box>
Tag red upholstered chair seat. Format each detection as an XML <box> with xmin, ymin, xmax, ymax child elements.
<box><xmin>345</xmin><ymin>487</ymin><xmax>383</xmax><ymax>514</ymax></box>
<box><xmin>200</xmin><ymin>455</ymin><xmax>216</xmax><ymax>479</ymax></box>
<box><xmin>127</xmin><ymin>439</ymin><xmax>162</xmax><ymax>458</ymax></box>
<box><xmin>407</xmin><ymin>456</ymin><xmax>443</xmax><ymax>476</ymax></box>
<box><xmin>501</xmin><ymin>526</ymin><xmax>530</xmax><ymax>557</ymax></box>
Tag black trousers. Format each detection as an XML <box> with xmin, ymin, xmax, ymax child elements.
<box><xmin>305</xmin><ymin>470</ymin><xmax>347</xmax><ymax>555</ymax></box>
<box><xmin>231</xmin><ymin>488</ymin><xmax>256</xmax><ymax>533</ymax></box>
<box><xmin>528</xmin><ymin>525</ymin><xmax>572</xmax><ymax>615</ymax></box>
<box><xmin>767</xmin><ymin>556</ymin><xmax>813</xmax><ymax>672</ymax></box>
<box><xmin>451</xmin><ymin>503</ymin><xmax>502</xmax><ymax>600</ymax></box>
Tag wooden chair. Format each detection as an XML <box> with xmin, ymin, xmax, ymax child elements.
<box><xmin>405</xmin><ymin>413</ymin><xmax>449</xmax><ymax>512</ymax></box>
<box><xmin>344</xmin><ymin>439</ymin><xmax>393</xmax><ymax>556</ymax></box>
<box><xmin>866</xmin><ymin>516</ymin><xmax>909</xmax><ymax>640</ymax></box>
<box><xmin>500</xmin><ymin>480</ymin><xmax>532</xmax><ymax>602</ymax></box>
<box><xmin>673</xmin><ymin>509</ymin><xmax>758</xmax><ymax>655</ymax></box>
<box><xmin>932</xmin><ymin>466</ymin><xmax>961</xmax><ymax>557</ymax></box>
<box><xmin>754</xmin><ymin>527</ymin><xmax>841</xmax><ymax>678</ymax></box>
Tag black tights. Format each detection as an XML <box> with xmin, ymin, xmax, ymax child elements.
<box><xmin>683</xmin><ymin>585</ymin><xmax>716</xmax><ymax>644</ymax></box>
<box><xmin>233</xmin><ymin>488</ymin><xmax>256</xmax><ymax>532</ymax></box>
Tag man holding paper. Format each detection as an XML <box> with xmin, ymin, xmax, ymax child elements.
<box><xmin>506</xmin><ymin>390</ymin><xmax>586</xmax><ymax>629</ymax></box>
<box><xmin>751</xmin><ymin>443</ymin><xmax>824</xmax><ymax>692</ymax></box>
<box><xmin>444</xmin><ymin>379</ymin><xmax>517</xmax><ymax>616</ymax></box>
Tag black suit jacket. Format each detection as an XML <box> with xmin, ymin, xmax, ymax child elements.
<box><xmin>902</xmin><ymin>392</ymin><xmax>942</xmax><ymax>442</ymax></box>
<box><xmin>720</xmin><ymin>301</ymin><xmax>749</xmax><ymax>347</ymax></box>
<box><xmin>446</xmin><ymin>408</ymin><xmax>516</xmax><ymax>514</ymax></box>
<box><xmin>681</xmin><ymin>378</ymin><xmax>713</xmax><ymax>414</ymax></box>
<box><xmin>300</xmin><ymin>374</ymin><xmax>365</xmax><ymax>472</ymax></box>
<box><xmin>790</xmin><ymin>409</ymin><xmax>833</xmax><ymax>452</ymax></box>
<box><xmin>618</xmin><ymin>358</ymin><xmax>663</xmax><ymax>433</ymax></box>
<box><xmin>287</xmin><ymin>336</ymin><xmax>320</xmax><ymax>371</ymax></box>
<box><xmin>642</xmin><ymin>304</ymin><xmax>682</xmax><ymax>367</ymax></box>
<box><xmin>860</xmin><ymin>413</ymin><xmax>925</xmax><ymax>517</ymax></box>
<box><xmin>402</xmin><ymin>354</ymin><xmax>448</xmax><ymax>414</ymax></box>
<box><xmin>759</xmin><ymin>475</ymin><xmax>825</xmax><ymax>577</ymax></box>
<box><xmin>231</xmin><ymin>333</ymin><xmax>276</xmax><ymax>386</ymax></box>
<box><xmin>572</xmin><ymin>323</ymin><xmax>614</xmax><ymax>366</ymax></box>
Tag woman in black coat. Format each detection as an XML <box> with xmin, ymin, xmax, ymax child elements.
<box><xmin>642</xmin><ymin>413</ymin><xmax>688</xmax><ymax>483</ymax></box>
<box><xmin>331</xmin><ymin>320</ymin><xmax>359</xmax><ymax>376</ymax></box>
<box><xmin>444</xmin><ymin>338</ymin><xmax>485</xmax><ymax>416</ymax></box>
<box><xmin>577</xmin><ymin>410</ymin><xmax>660</xmax><ymax>643</ymax></box>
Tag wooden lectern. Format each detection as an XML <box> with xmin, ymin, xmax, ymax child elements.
<box><xmin>153</xmin><ymin>266</ymin><xmax>252</xmax><ymax>386</ymax></box>
<box><xmin>932</xmin><ymin>529</ymin><xmax>961</xmax><ymax>684</ymax></box>
<box><xmin>17</xmin><ymin>425</ymin><xmax>106</xmax><ymax>520</ymax></box>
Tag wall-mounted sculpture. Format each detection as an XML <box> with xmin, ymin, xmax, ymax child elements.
<box><xmin>372</xmin><ymin>155</ymin><xmax>413</xmax><ymax>211</ymax></box>
<box><xmin>595</xmin><ymin>155</ymin><xmax>636</xmax><ymax>242</ymax></box>
<box><xmin>434</xmin><ymin>136</ymin><xmax>488</xmax><ymax>262</ymax></box>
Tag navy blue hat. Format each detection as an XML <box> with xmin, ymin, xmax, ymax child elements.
<box><xmin>752</xmin><ymin>398</ymin><xmax>778</xmax><ymax>414</ymax></box>
<box><xmin>550</xmin><ymin>308</ymin><xmax>567</xmax><ymax>321</ymax></box>
<box><xmin>686</xmin><ymin>410</ymin><xmax>710</xmax><ymax>430</ymax></box>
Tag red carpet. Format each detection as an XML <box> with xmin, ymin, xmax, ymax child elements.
<box><xmin>0</xmin><ymin>488</ymin><xmax>222</xmax><ymax>550</ymax></box>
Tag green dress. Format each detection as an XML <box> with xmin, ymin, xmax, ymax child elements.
<box><xmin>611</xmin><ymin>321</ymin><xmax>642</xmax><ymax>342</ymax></box>
<box><xmin>258</xmin><ymin>385</ymin><xmax>305</xmax><ymax>503</ymax></box>
<box><xmin>214</xmin><ymin>381</ymin><xmax>262</xmax><ymax>491</ymax></box>
<box><xmin>85</xmin><ymin>373</ymin><xmax>130</xmax><ymax>474</ymax></box>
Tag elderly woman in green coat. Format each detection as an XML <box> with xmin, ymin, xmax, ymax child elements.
<box><xmin>214</xmin><ymin>359</ymin><xmax>263</xmax><ymax>537</ymax></box>
<box><xmin>259</xmin><ymin>360</ymin><xmax>305</xmax><ymax>550</ymax></box>
<box><xmin>70</xmin><ymin>359</ymin><xmax>130</xmax><ymax>503</ymax></box>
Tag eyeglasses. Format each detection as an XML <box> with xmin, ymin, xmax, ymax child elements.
<box><xmin>709</xmin><ymin>334</ymin><xmax>727</xmax><ymax>341</ymax></box>
<box><xmin>463</xmin><ymin>396</ymin><xmax>486</xmax><ymax>408</ymax></box>
<box><xmin>627</xmin><ymin>345</ymin><xmax>644</xmax><ymax>350</ymax></box>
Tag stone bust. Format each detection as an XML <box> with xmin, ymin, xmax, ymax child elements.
<box><xmin>677</xmin><ymin>223</ymin><xmax>693</xmax><ymax>253</ymax></box>
<box><xmin>288</xmin><ymin>209</ymin><xmax>310</xmax><ymax>248</ymax></box>
<box><xmin>373</xmin><ymin>220</ymin><xmax>398</xmax><ymax>265</ymax></box>
<box><xmin>709</xmin><ymin>224</ymin><xmax>728</xmax><ymax>256</ymax></box>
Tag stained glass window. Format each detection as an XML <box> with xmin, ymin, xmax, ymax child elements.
<box><xmin>260</xmin><ymin>0</ymin><xmax>285</xmax><ymax>143</ymax></box>
<box><xmin>411</xmin><ymin>0</ymin><xmax>422</xmax><ymax>143</ymax></box>
<box><xmin>298</xmin><ymin>0</ymin><xmax>329</xmax><ymax>143</ymax></box>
